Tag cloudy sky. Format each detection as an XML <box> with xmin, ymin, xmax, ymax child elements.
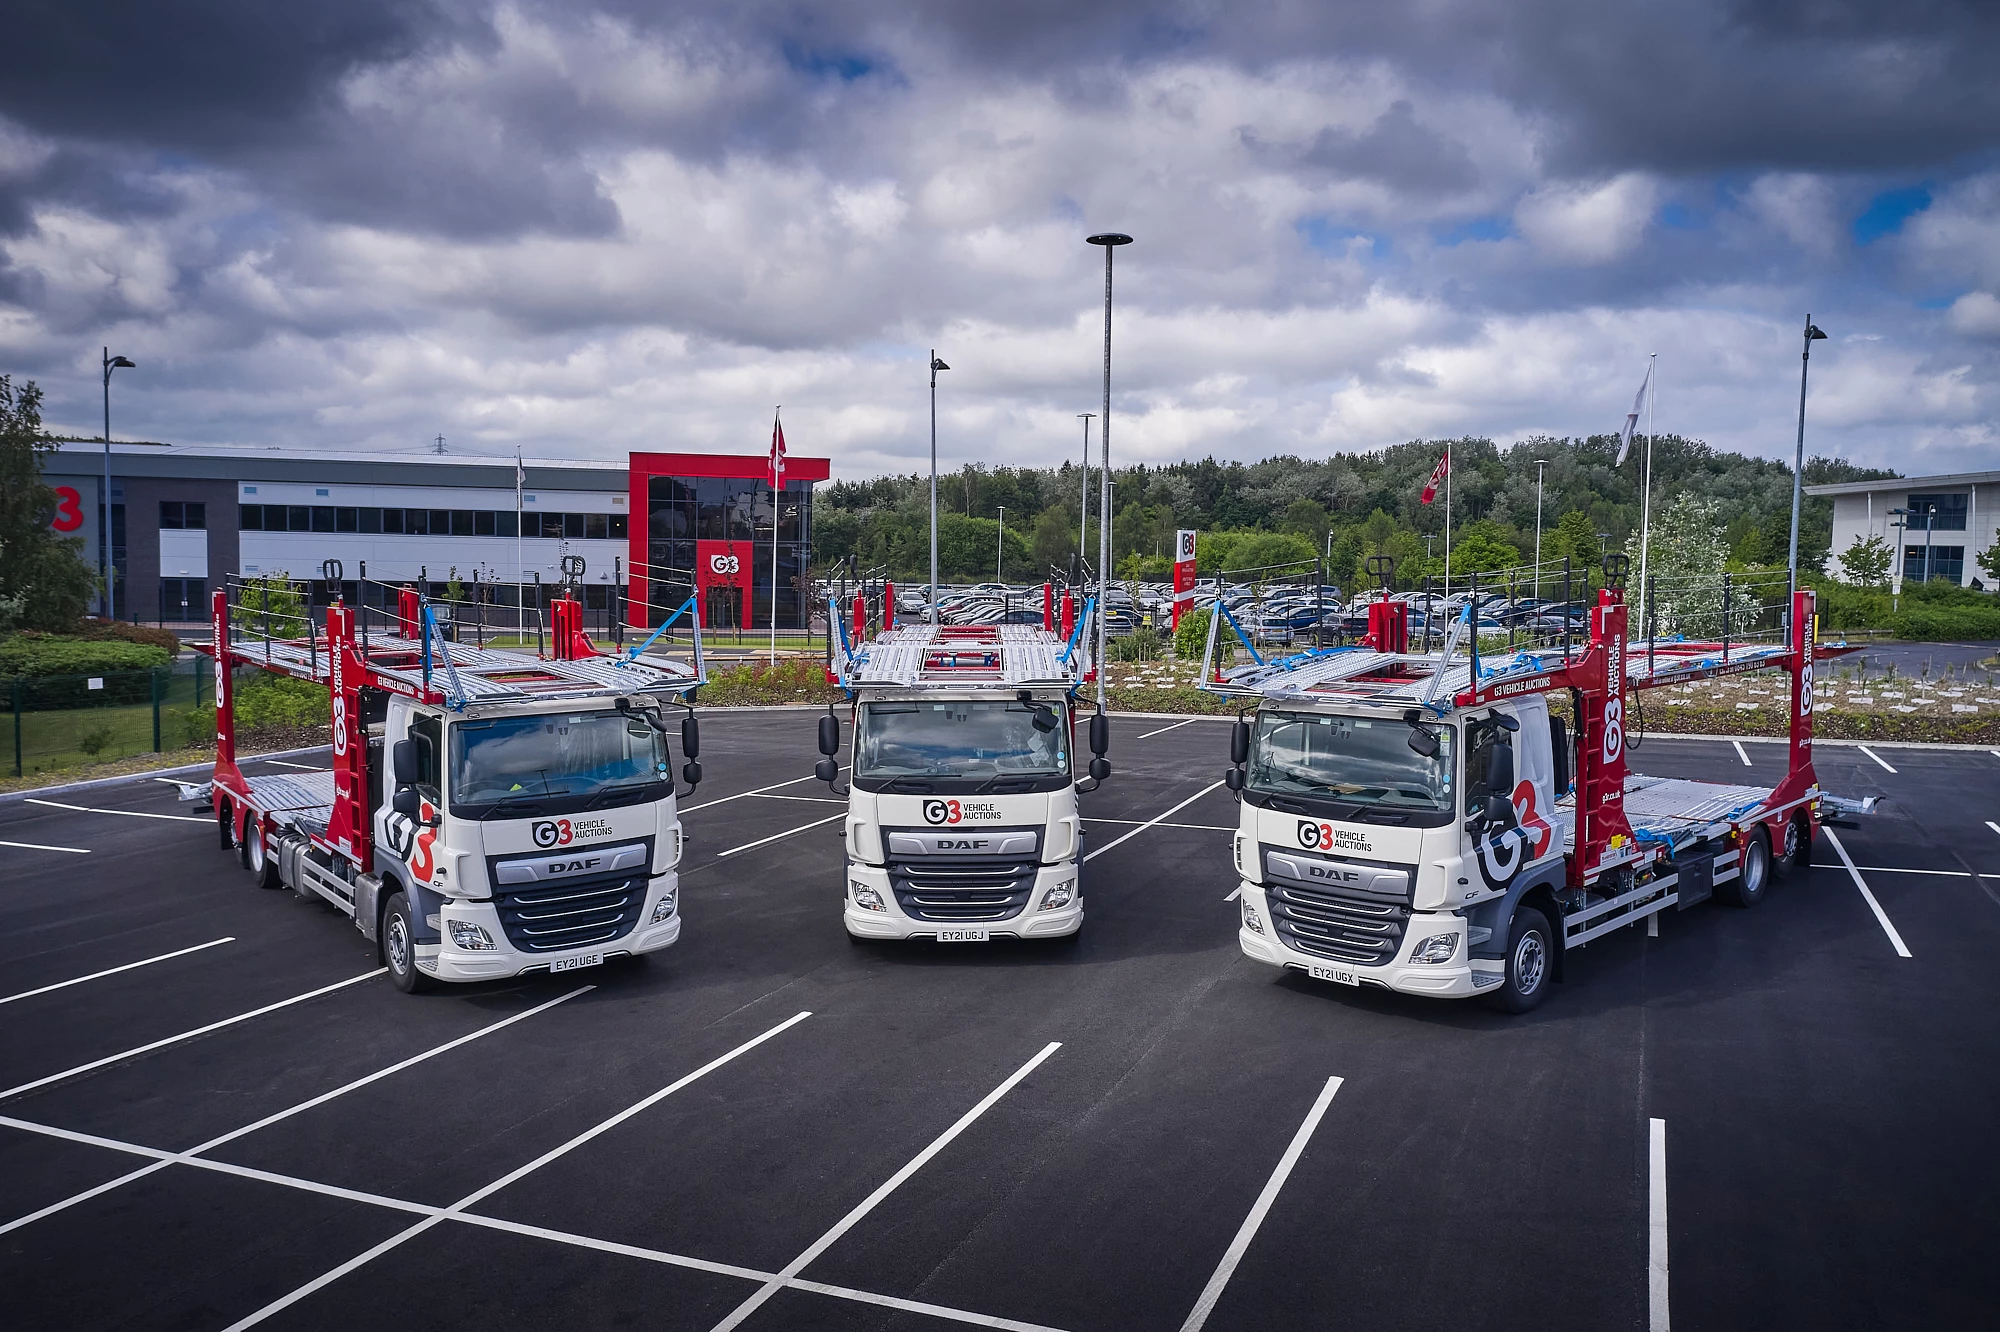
<box><xmin>2</xmin><ymin>0</ymin><xmax>1996</xmax><ymax>479</ymax></box>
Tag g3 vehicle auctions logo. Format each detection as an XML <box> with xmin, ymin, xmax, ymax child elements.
<box><xmin>533</xmin><ymin>819</ymin><xmax>566</xmax><ymax>848</ymax></box>
<box><xmin>709</xmin><ymin>553</ymin><xmax>741</xmax><ymax>575</ymax></box>
<box><xmin>1296</xmin><ymin>820</ymin><xmax>1372</xmax><ymax>854</ymax></box>
<box><xmin>924</xmin><ymin>799</ymin><xmax>959</xmax><ymax>825</ymax></box>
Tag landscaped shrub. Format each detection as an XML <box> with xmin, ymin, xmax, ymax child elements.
<box><xmin>0</xmin><ymin>635</ymin><xmax>171</xmax><ymax>679</ymax></box>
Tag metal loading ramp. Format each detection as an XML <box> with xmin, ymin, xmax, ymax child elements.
<box><xmin>844</xmin><ymin>624</ymin><xmax>1080</xmax><ymax>690</ymax></box>
<box><xmin>231</xmin><ymin>632</ymin><xmax>700</xmax><ymax>705</ymax></box>
<box><xmin>1553</xmin><ymin>774</ymin><xmax>1780</xmax><ymax>855</ymax></box>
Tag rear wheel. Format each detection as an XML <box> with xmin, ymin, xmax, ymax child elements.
<box><xmin>382</xmin><ymin>892</ymin><xmax>430</xmax><ymax>993</ymax></box>
<box><xmin>1722</xmin><ymin>828</ymin><xmax>1771</xmax><ymax>907</ymax></box>
<box><xmin>1774</xmin><ymin>812</ymin><xmax>1812</xmax><ymax>877</ymax></box>
<box><xmin>242</xmin><ymin>818</ymin><xmax>281</xmax><ymax>890</ymax></box>
<box><xmin>1485</xmin><ymin>906</ymin><xmax>1553</xmax><ymax>1014</ymax></box>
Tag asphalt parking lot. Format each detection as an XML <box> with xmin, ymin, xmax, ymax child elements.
<box><xmin>2</xmin><ymin>711</ymin><xmax>1996</xmax><ymax>1332</ymax></box>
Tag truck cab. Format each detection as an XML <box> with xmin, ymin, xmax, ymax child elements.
<box><xmin>1228</xmin><ymin>695</ymin><xmax>1568</xmax><ymax>1004</ymax></box>
<box><xmin>370</xmin><ymin>693</ymin><xmax>689</xmax><ymax>988</ymax></box>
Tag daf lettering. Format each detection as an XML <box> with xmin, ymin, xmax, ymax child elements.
<box><xmin>550</xmin><ymin>857</ymin><xmax>602</xmax><ymax>875</ymax></box>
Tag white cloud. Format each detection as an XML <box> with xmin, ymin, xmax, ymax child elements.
<box><xmin>1947</xmin><ymin>291</ymin><xmax>2000</xmax><ymax>340</ymax></box>
<box><xmin>1513</xmin><ymin>174</ymin><xmax>1658</xmax><ymax>265</ymax></box>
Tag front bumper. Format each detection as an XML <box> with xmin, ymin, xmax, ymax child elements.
<box><xmin>418</xmin><ymin>873</ymin><xmax>682</xmax><ymax>982</ymax></box>
<box><xmin>1235</xmin><ymin>883</ymin><xmax>1497</xmax><ymax>999</ymax></box>
<box><xmin>843</xmin><ymin>861</ymin><xmax>1082</xmax><ymax>940</ymax></box>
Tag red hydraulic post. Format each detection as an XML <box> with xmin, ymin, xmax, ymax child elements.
<box><xmin>549</xmin><ymin>596</ymin><xmax>593</xmax><ymax>660</ymax></box>
<box><xmin>884</xmin><ymin>581</ymin><xmax>896</xmax><ymax>630</ymax></box>
<box><xmin>852</xmin><ymin>591</ymin><xmax>867</xmax><ymax>643</ymax></box>
<box><xmin>323</xmin><ymin>601</ymin><xmax>371</xmax><ymax>867</ymax></box>
<box><xmin>397</xmin><ymin>585</ymin><xmax>420</xmax><ymax>638</ymax></box>
<box><xmin>1061</xmin><ymin>590</ymin><xmax>1076</xmax><ymax>639</ymax></box>
<box><xmin>1769</xmin><ymin>587</ymin><xmax>1821</xmax><ymax>810</ymax></box>
<box><xmin>1042</xmin><ymin>582</ymin><xmax>1054</xmax><ymax>631</ymax></box>
<box><xmin>1571</xmin><ymin>588</ymin><xmax>1636</xmax><ymax>887</ymax></box>
<box><xmin>210</xmin><ymin>586</ymin><xmax>240</xmax><ymax>787</ymax></box>
<box><xmin>1363</xmin><ymin>592</ymin><xmax>1408</xmax><ymax>654</ymax></box>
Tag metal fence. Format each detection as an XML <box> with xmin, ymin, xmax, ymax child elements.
<box><xmin>3</xmin><ymin>660</ymin><xmax>211</xmax><ymax>779</ymax></box>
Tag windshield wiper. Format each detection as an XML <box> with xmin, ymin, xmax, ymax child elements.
<box><xmin>970</xmin><ymin>772</ymin><xmax>1043</xmax><ymax>794</ymax></box>
<box><xmin>883</xmin><ymin>776</ymin><xmax>937</xmax><ymax>792</ymax></box>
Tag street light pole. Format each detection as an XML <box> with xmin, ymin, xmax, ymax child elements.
<box><xmin>1533</xmin><ymin>458</ymin><xmax>1549</xmax><ymax>600</ymax></box>
<box><xmin>1076</xmin><ymin>413</ymin><xmax>1094</xmax><ymax>578</ymax></box>
<box><xmin>1787</xmin><ymin>314</ymin><xmax>1829</xmax><ymax>644</ymax></box>
<box><xmin>996</xmin><ymin>506</ymin><xmax>1006</xmax><ymax>583</ymax></box>
<box><xmin>1086</xmin><ymin>232</ymin><xmax>1131</xmax><ymax>713</ymax></box>
<box><xmin>1922</xmin><ymin>502</ymin><xmax>1936</xmax><ymax>584</ymax></box>
<box><xmin>100</xmin><ymin>348</ymin><xmax>137</xmax><ymax>620</ymax></box>
<box><xmin>929</xmin><ymin>351</ymin><xmax>949</xmax><ymax>624</ymax></box>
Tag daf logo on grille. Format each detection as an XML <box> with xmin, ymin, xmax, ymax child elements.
<box><xmin>936</xmin><ymin>839</ymin><xmax>989</xmax><ymax>851</ymax></box>
<box><xmin>548</xmin><ymin>857</ymin><xmax>601</xmax><ymax>875</ymax></box>
<box><xmin>1307</xmin><ymin>865</ymin><xmax>1361</xmax><ymax>882</ymax></box>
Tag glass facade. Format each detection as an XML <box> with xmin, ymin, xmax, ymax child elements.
<box><xmin>646</xmin><ymin>475</ymin><xmax>812</xmax><ymax>629</ymax></box>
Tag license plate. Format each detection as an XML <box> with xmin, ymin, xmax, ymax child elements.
<box><xmin>550</xmin><ymin>952</ymin><xmax>602</xmax><ymax>973</ymax></box>
<box><xmin>1309</xmin><ymin>964</ymin><xmax>1358</xmax><ymax>986</ymax></box>
<box><xmin>936</xmin><ymin>929</ymin><xmax>991</xmax><ymax>943</ymax></box>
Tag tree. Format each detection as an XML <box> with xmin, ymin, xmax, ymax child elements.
<box><xmin>1837</xmin><ymin>534</ymin><xmax>1893</xmax><ymax>587</ymax></box>
<box><xmin>1626</xmin><ymin>494</ymin><xmax>1728</xmax><ymax>636</ymax></box>
<box><xmin>1545</xmin><ymin>509</ymin><xmax>1602</xmax><ymax>573</ymax></box>
<box><xmin>0</xmin><ymin>377</ymin><xmax>96</xmax><ymax>633</ymax></box>
<box><xmin>1977</xmin><ymin>542</ymin><xmax>2000</xmax><ymax>586</ymax></box>
<box><xmin>1444</xmin><ymin>519</ymin><xmax>1521</xmax><ymax>578</ymax></box>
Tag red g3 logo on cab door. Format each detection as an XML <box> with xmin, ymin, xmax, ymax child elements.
<box><xmin>50</xmin><ymin>486</ymin><xmax>84</xmax><ymax>533</ymax></box>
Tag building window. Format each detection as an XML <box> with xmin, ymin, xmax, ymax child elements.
<box><xmin>475</xmin><ymin>510</ymin><xmax>496</xmax><ymax>536</ymax></box>
<box><xmin>609</xmin><ymin>513</ymin><xmax>628</xmax><ymax>539</ymax></box>
<box><xmin>337</xmin><ymin>507</ymin><xmax>359</xmax><ymax>532</ymax></box>
<box><xmin>1906</xmin><ymin>493</ymin><xmax>1968</xmax><ymax>532</ymax></box>
<box><xmin>585</xmin><ymin>513</ymin><xmax>608</xmax><ymax>540</ymax></box>
<box><xmin>160</xmin><ymin>500</ymin><xmax>206</xmax><ymax>530</ymax></box>
<box><xmin>495</xmin><ymin>510</ymin><xmax>518</xmax><ymax>538</ymax></box>
<box><xmin>359</xmin><ymin>507</ymin><xmax>382</xmax><ymax>534</ymax></box>
<box><xmin>1904</xmin><ymin>545</ymin><xmax>1966</xmax><ymax>583</ymax></box>
<box><xmin>453</xmin><ymin>510</ymin><xmax>475</xmax><ymax>536</ymax></box>
<box><xmin>288</xmin><ymin>505</ymin><xmax>310</xmax><ymax>531</ymax></box>
<box><xmin>312</xmin><ymin>505</ymin><xmax>337</xmax><ymax>532</ymax></box>
<box><xmin>564</xmin><ymin>512</ymin><xmax>585</xmax><ymax>540</ymax></box>
<box><xmin>239</xmin><ymin>504</ymin><xmax>263</xmax><ymax>531</ymax></box>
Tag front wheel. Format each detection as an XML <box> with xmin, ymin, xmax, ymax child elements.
<box><xmin>1486</xmin><ymin>906</ymin><xmax>1553</xmax><ymax>1014</ymax></box>
<box><xmin>1722</xmin><ymin>828</ymin><xmax>1772</xmax><ymax>907</ymax></box>
<box><xmin>382</xmin><ymin>892</ymin><xmax>430</xmax><ymax>993</ymax></box>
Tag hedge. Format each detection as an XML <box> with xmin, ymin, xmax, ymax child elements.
<box><xmin>1890</xmin><ymin>603</ymin><xmax>2000</xmax><ymax>642</ymax></box>
<box><xmin>0</xmin><ymin>635</ymin><xmax>172</xmax><ymax>679</ymax></box>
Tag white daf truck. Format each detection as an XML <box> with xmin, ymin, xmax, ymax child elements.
<box><xmin>192</xmin><ymin>580</ymin><xmax>707</xmax><ymax>992</ymax></box>
<box><xmin>815</xmin><ymin>616</ymin><xmax>1110</xmax><ymax>943</ymax></box>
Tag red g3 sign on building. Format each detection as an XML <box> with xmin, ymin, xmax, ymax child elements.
<box><xmin>1172</xmin><ymin>529</ymin><xmax>1198</xmax><ymax>630</ymax></box>
<box><xmin>50</xmin><ymin>485</ymin><xmax>86</xmax><ymax>533</ymax></box>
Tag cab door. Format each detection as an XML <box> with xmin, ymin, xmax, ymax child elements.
<box><xmin>1461</xmin><ymin>695</ymin><xmax>1560</xmax><ymax>895</ymax></box>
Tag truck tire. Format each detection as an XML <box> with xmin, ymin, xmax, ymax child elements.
<box><xmin>382</xmin><ymin>892</ymin><xmax>430</xmax><ymax>993</ymax></box>
<box><xmin>1721</xmin><ymin>828</ymin><xmax>1771</xmax><ymax>907</ymax></box>
<box><xmin>1486</xmin><ymin>906</ymin><xmax>1553</xmax><ymax>1014</ymax></box>
<box><xmin>1772</xmin><ymin>812</ymin><xmax>1811</xmax><ymax>879</ymax></box>
<box><xmin>242</xmin><ymin>819</ymin><xmax>282</xmax><ymax>890</ymax></box>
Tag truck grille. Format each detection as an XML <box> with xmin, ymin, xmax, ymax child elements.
<box><xmin>886</xmin><ymin>859</ymin><xmax>1037</xmax><ymax>923</ymax></box>
<box><xmin>494</xmin><ymin>876</ymin><xmax>646</xmax><ymax>953</ymax></box>
<box><xmin>1267</xmin><ymin>880</ymin><xmax>1411</xmax><ymax>966</ymax></box>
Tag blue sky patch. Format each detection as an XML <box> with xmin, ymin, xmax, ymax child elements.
<box><xmin>1433</xmin><ymin>215</ymin><xmax>1511</xmax><ymax>246</ymax></box>
<box><xmin>1298</xmin><ymin>217</ymin><xmax>1388</xmax><ymax>258</ymax></box>
<box><xmin>783</xmin><ymin>45</ymin><xmax>881</xmax><ymax>82</ymax></box>
<box><xmin>1853</xmin><ymin>186</ymin><xmax>1932</xmax><ymax>244</ymax></box>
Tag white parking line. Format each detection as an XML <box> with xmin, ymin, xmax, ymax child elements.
<box><xmin>1085</xmin><ymin>780</ymin><xmax>1227</xmax><ymax>863</ymax></box>
<box><xmin>1223</xmin><ymin>887</ymin><xmax>1241</xmax><ymax>902</ymax></box>
<box><xmin>1822</xmin><ymin>828</ymin><xmax>1912</xmax><ymax>958</ymax></box>
<box><xmin>755</xmin><ymin>793</ymin><xmax>847</xmax><ymax>804</ymax></box>
<box><xmin>717</xmin><ymin>812</ymin><xmax>846</xmax><ymax>857</ymax></box>
<box><xmin>1732</xmin><ymin>740</ymin><xmax>1752</xmax><ymax>767</ymax></box>
<box><xmin>0</xmin><ymin>986</ymin><xmax>591</xmax><ymax>1237</ymax></box>
<box><xmin>24</xmin><ymin>797</ymin><xmax>209</xmax><ymax>823</ymax></box>
<box><xmin>222</xmin><ymin>1010</ymin><xmax>813</xmax><ymax>1332</ymax></box>
<box><xmin>259</xmin><ymin>759</ymin><xmax>321</xmax><ymax>771</ymax></box>
<box><xmin>1179</xmin><ymin>1075</ymin><xmax>1343</xmax><ymax>1332</ymax></box>
<box><xmin>0</xmin><ymin>838</ymin><xmax>91</xmax><ymax>854</ymax></box>
<box><xmin>682</xmin><ymin>770</ymin><xmax>843</xmax><ymax>814</ymax></box>
<box><xmin>1136</xmin><ymin>717</ymin><xmax>1200</xmax><ymax>740</ymax></box>
<box><xmin>1857</xmin><ymin>746</ymin><xmax>1897</xmax><ymax>773</ymax></box>
<box><xmin>1085</xmin><ymin>817</ymin><xmax>1234</xmax><ymax>833</ymax></box>
<box><xmin>1811</xmin><ymin>863</ymin><xmax>1967</xmax><ymax>877</ymax></box>
<box><xmin>1987</xmin><ymin>821</ymin><xmax>2000</xmax><ymax>838</ymax></box>
<box><xmin>709</xmin><ymin>1039</ymin><xmax>1062</xmax><ymax>1332</ymax></box>
<box><xmin>0</xmin><ymin>968</ymin><xmax>384</xmax><ymax>1101</ymax></box>
<box><xmin>0</xmin><ymin>937</ymin><xmax>234</xmax><ymax>1008</ymax></box>
<box><xmin>1650</xmin><ymin>1118</ymin><xmax>1670</xmax><ymax>1332</ymax></box>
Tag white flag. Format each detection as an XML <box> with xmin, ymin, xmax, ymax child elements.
<box><xmin>1616</xmin><ymin>363</ymin><xmax>1653</xmax><ymax>465</ymax></box>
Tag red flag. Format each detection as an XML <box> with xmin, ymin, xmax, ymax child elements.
<box><xmin>769</xmin><ymin>414</ymin><xmax>787</xmax><ymax>488</ymax></box>
<box><xmin>1419</xmin><ymin>450</ymin><xmax>1449</xmax><ymax>505</ymax></box>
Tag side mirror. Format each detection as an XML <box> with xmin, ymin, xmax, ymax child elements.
<box><xmin>1089</xmin><ymin>710</ymin><xmax>1109</xmax><ymax>757</ymax></box>
<box><xmin>682</xmin><ymin>760</ymin><xmax>702</xmax><ymax>788</ymax></box>
<box><xmin>392</xmin><ymin>739</ymin><xmax>419</xmax><ymax>787</ymax></box>
<box><xmin>1224</xmin><ymin>767</ymin><xmax>1244</xmax><ymax>793</ymax></box>
<box><xmin>1484</xmin><ymin>793</ymin><xmax>1516</xmax><ymax>827</ymax></box>
<box><xmin>1088</xmin><ymin>756</ymin><xmax>1111</xmax><ymax>782</ymax></box>
<box><xmin>1230</xmin><ymin>717</ymin><xmax>1249</xmax><ymax>765</ymax></box>
<box><xmin>1406</xmin><ymin>725</ymin><xmax>1439</xmax><ymax>758</ymax></box>
<box><xmin>818</xmin><ymin>712</ymin><xmax>839</xmax><ymax>757</ymax></box>
<box><xmin>391</xmin><ymin>787</ymin><xmax>420</xmax><ymax>819</ymax></box>
<box><xmin>681</xmin><ymin>714</ymin><xmax>701</xmax><ymax>759</ymax></box>
<box><xmin>1486</xmin><ymin>737</ymin><xmax>1515</xmax><ymax>795</ymax></box>
<box><xmin>815</xmin><ymin>758</ymin><xmax>838</xmax><ymax>784</ymax></box>
<box><xmin>1030</xmin><ymin>704</ymin><xmax>1058</xmax><ymax>733</ymax></box>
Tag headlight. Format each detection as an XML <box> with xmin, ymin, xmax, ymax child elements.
<box><xmin>1410</xmin><ymin>932</ymin><xmax>1460</xmax><ymax>964</ymax></box>
<box><xmin>851</xmin><ymin>882</ymin><xmax>886</xmax><ymax>912</ymax></box>
<box><xmin>448</xmin><ymin>920</ymin><xmax>495</xmax><ymax>951</ymax></box>
<box><xmin>1039</xmin><ymin>879</ymin><xmax>1075</xmax><ymax>911</ymax></box>
<box><xmin>649</xmin><ymin>893</ymin><xmax>677</xmax><ymax>924</ymax></box>
<box><xmin>1241</xmin><ymin>902</ymin><xmax>1264</xmax><ymax>935</ymax></box>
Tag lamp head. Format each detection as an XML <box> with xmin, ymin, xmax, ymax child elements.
<box><xmin>108</xmin><ymin>355</ymin><xmax>136</xmax><ymax>369</ymax></box>
<box><xmin>930</xmin><ymin>357</ymin><xmax>949</xmax><ymax>372</ymax></box>
<box><xmin>1086</xmin><ymin>233</ymin><xmax>1133</xmax><ymax>247</ymax></box>
<box><xmin>1805</xmin><ymin>324</ymin><xmax>1827</xmax><ymax>341</ymax></box>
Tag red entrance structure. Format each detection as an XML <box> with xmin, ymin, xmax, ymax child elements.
<box><xmin>625</xmin><ymin>451</ymin><xmax>830</xmax><ymax>630</ymax></box>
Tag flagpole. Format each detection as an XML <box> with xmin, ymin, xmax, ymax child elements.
<box><xmin>515</xmin><ymin>448</ymin><xmax>524</xmax><ymax>643</ymax></box>
<box><xmin>1443</xmin><ymin>442</ymin><xmax>1452</xmax><ymax>607</ymax></box>
<box><xmin>1638</xmin><ymin>353</ymin><xmax>1656</xmax><ymax>636</ymax></box>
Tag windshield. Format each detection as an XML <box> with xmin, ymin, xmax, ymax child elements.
<box><xmin>854</xmin><ymin>700</ymin><xmax>1069</xmax><ymax>790</ymax></box>
<box><xmin>1247</xmin><ymin>709</ymin><xmax>1455</xmax><ymax>820</ymax></box>
<box><xmin>450</xmin><ymin>710</ymin><xmax>668</xmax><ymax>811</ymax></box>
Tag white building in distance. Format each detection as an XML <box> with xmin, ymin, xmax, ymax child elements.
<box><xmin>1806</xmin><ymin>470</ymin><xmax>2000</xmax><ymax>589</ymax></box>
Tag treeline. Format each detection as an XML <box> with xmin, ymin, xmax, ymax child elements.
<box><xmin>811</xmin><ymin>435</ymin><xmax>1895</xmax><ymax>590</ymax></box>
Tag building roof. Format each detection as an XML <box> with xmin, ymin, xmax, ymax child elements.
<box><xmin>1805</xmin><ymin>469</ymin><xmax>2000</xmax><ymax>497</ymax></box>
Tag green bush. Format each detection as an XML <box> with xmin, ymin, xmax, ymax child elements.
<box><xmin>1175</xmin><ymin>607</ymin><xmax>1213</xmax><ymax>660</ymax></box>
<box><xmin>0</xmin><ymin>635</ymin><xmax>171</xmax><ymax>679</ymax></box>
<box><xmin>1891</xmin><ymin>602</ymin><xmax>2000</xmax><ymax>642</ymax></box>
